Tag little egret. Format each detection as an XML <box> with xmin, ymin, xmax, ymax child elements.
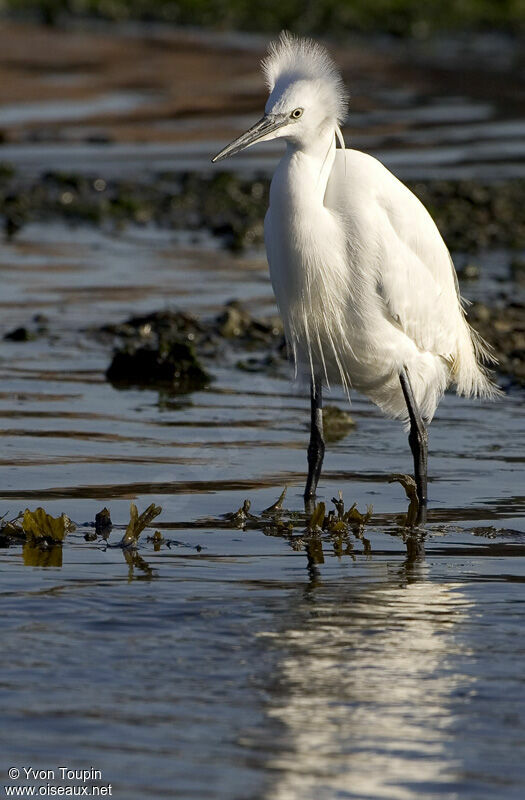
<box><xmin>212</xmin><ymin>32</ymin><xmax>499</xmax><ymax>511</ymax></box>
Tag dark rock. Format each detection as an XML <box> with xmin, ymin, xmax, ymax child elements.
<box><xmin>4</xmin><ymin>326</ymin><xmax>35</xmax><ymax>342</ymax></box>
<box><xmin>106</xmin><ymin>340</ymin><xmax>210</xmax><ymax>392</ymax></box>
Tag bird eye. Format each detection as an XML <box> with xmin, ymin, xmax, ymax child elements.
<box><xmin>291</xmin><ymin>108</ymin><xmax>303</xmax><ymax>119</ymax></box>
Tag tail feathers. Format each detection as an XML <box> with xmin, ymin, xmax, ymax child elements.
<box><xmin>453</xmin><ymin>321</ymin><xmax>503</xmax><ymax>400</ymax></box>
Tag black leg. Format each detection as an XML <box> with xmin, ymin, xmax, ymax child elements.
<box><xmin>304</xmin><ymin>377</ymin><xmax>325</xmax><ymax>501</ymax></box>
<box><xmin>399</xmin><ymin>367</ymin><xmax>428</xmax><ymax>511</ymax></box>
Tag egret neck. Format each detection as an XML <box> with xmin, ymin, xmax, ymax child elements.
<box><xmin>267</xmin><ymin>125</ymin><xmax>354</xmax><ymax>399</ymax></box>
<box><xmin>274</xmin><ymin>126</ymin><xmax>337</xmax><ymax>212</ymax></box>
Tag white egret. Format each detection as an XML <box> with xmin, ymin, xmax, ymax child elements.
<box><xmin>212</xmin><ymin>32</ymin><xmax>500</xmax><ymax>512</ymax></box>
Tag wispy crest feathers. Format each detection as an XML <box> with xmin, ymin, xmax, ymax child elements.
<box><xmin>262</xmin><ymin>31</ymin><xmax>348</xmax><ymax>124</ymax></box>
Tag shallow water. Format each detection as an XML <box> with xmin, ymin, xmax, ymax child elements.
<box><xmin>1</xmin><ymin>19</ymin><xmax>525</xmax><ymax>800</ymax></box>
<box><xmin>0</xmin><ymin>218</ymin><xmax>524</xmax><ymax>800</ymax></box>
<box><xmin>1</xmin><ymin>22</ymin><xmax>525</xmax><ymax>182</ymax></box>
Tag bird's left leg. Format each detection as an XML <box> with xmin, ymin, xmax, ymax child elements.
<box><xmin>304</xmin><ymin>376</ymin><xmax>325</xmax><ymax>503</ymax></box>
<box><xmin>399</xmin><ymin>367</ymin><xmax>428</xmax><ymax>515</ymax></box>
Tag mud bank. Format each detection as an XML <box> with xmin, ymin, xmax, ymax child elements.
<box><xmin>3</xmin><ymin>167</ymin><xmax>525</xmax><ymax>251</ymax></box>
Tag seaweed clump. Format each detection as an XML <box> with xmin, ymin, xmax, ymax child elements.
<box><xmin>3</xmin><ymin>166</ymin><xmax>525</xmax><ymax>254</ymax></box>
<box><xmin>106</xmin><ymin>339</ymin><xmax>210</xmax><ymax>392</ymax></box>
<box><xmin>0</xmin><ymin>507</ymin><xmax>76</xmax><ymax>568</ymax></box>
<box><xmin>104</xmin><ymin>309</ymin><xmax>211</xmax><ymax>391</ymax></box>
<box><xmin>100</xmin><ymin>301</ymin><xmax>285</xmax><ymax>392</ymax></box>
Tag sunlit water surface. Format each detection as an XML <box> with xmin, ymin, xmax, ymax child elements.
<box><xmin>0</xmin><ymin>218</ymin><xmax>523</xmax><ymax>800</ymax></box>
<box><xmin>0</xmin><ymin>25</ymin><xmax>524</xmax><ymax>797</ymax></box>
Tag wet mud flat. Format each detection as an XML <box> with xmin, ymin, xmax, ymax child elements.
<box><xmin>1</xmin><ymin>19</ymin><xmax>525</xmax><ymax>181</ymax></box>
<box><xmin>0</xmin><ymin>18</ymin><xmax>524</xmax><ymax>800</ymax></box>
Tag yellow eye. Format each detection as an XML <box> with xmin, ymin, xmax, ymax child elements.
<box><xmin>291</xmin><ymin>108</ymin><xmax>303</xmax><ymax>119</ymax></box>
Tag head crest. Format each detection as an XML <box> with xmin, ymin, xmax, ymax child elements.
<box><xmin>261</xmin><ymin>32</ymin><xmax>348</xmax><ymax>124</ymax></box>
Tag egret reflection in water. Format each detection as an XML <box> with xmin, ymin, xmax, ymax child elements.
<box><xmin>255</xmin><ymin>543</ymin><xmax>473</xmax><ymax>800</ymax></box>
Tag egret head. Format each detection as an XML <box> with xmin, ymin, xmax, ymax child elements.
<box><xmin>212</xmin><ymin>32</ymin><xmax>348</xmax><ymax>162</ymax></box>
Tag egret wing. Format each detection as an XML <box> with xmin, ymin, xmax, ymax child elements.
<box><xmin>376</xmin><ymin>185</ymin><xmax>462</xmax><ymax>360</ymax></box>
<box><xmin>329</xmin><ymin>150</ymin><xmax>464</xmax><ymax>360</ymax></box>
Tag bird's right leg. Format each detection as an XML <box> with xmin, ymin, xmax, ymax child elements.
<box><xmin>399</xmin><ymin>367</ymin><xmax>428</xmax><ymax>517</ymax></box>
<box><xmin>304</xmin><ymin>376</ymin><xmax>325</xmax><ymax>502</ymax></box>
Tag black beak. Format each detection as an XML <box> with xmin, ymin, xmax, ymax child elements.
<box><xmin>211</xmin><ymin>114</ymin><xmax>288</xmax><ymax>162</ymax></box>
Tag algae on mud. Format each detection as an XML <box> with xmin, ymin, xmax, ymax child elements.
<box><xmin>0</xmin><ymin>169</ymin><xmax>525</xmax><ymax>391</ymax></box>
<box><xmin>3</xmin><ymin>168</ymin><xmax>525</xmax><ymax>254</ymax></box>
<box><xmin>2</xmin><ymin>165</ymin><xmax>524</xmax><ymax>388</ymax></box>
<box><xmin>0</xmin><ymin>169</ymin><xmax>270</xmax><ymax>252</ymax></box>
<box><xmin>101</xmin><ymin>301</ymin><xmax>288</xmax><ymax>392</ymax></box>
<box><xmin>106</xmin><ymin>341</ymin><xmax>211</xmax><ymax>393</ymax></box>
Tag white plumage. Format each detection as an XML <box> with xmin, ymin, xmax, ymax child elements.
<box><xmin>212</xmin><ymin>31</ymin><xmax>500</xmax><ymax>506</ymax></box>
<box><xmin>262</xmin><ymin>32</ymin><xmax>497</xmax><ymax>422</ymax></box>
<box><xmin>262</xmin><ymin>32</ymin><xmax>348</xmax><ymax>125</ymax></box>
